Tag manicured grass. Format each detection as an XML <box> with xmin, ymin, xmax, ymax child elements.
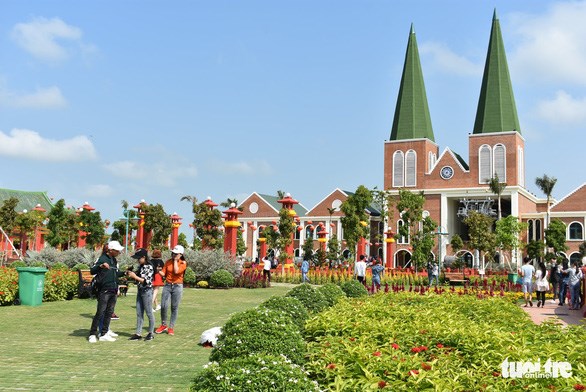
<box><xmin>0</xmin><ymin>284</ymin><xmax>292</xmax><ymax>391</ymax></box>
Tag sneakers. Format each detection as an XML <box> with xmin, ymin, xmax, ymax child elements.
<box><xmin>155</xmin><ymin>304</ymin><xmax>161</xmax><ymax>311</ymax></box>
<box><xmin>99</xmin><ymin>334</ymin><xmax>116</xmax><ymax>342</ymax></box>
<box><xmin>88</xmin><ymin>335</ymin><xmax>98</xmax><ymax>343</ymax></box>
<box><xmin>107</xmin><ymin>330</ymin><xmax>118</xmax><ymax>338</ymax></box>
<box><xmin>144</xmin><ymin>333</ymin><xmax>154</xmax><ymax>341</ymax></box>
<box><xmin>152</xmin><ymin>308</ymin><xmax>157</xmax><ymax>313</ymax></box>
<box><xmin>129</xmin><ymin>334</ymin><xmax>142</xmax><ymax>340</ymax></box>
<box><xmin>155</xmin><ymin>325</ymin><xmax>168</xmax><ymax>334</ymax></box>
<box><xmin>111</xmin><ymin>313</ymin><xmax>120</xmax><ymax>320</ymax></box>
<box><xmin>167</xmin><ymin>328</ymin><xmax>174</xmax><ymax>336</ymax></box>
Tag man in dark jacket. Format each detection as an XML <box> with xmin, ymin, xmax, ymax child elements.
<box><xmin>88</xmin><ymin>241</ymin><xmax>126</xmax><ymax>343</ymax></box>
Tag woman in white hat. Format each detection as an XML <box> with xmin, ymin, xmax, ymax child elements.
<box><xmin>155</xmin><ymin>245</ymin><xmax>187</xmax><ymax>336</ymax></box>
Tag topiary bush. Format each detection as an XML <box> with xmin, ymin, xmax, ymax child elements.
<box><xmin>210</xmin><ymin>308</ymin><xmax>305</xmax><ymax>365</ymax></box>
<box><xmin>317</xmin><ymin>283</ymin><xmax>346</xmax><ymax>306</ymax></box>
<box><xmin>191</xmin><ymin>354</ymin><xmax>320</xmax><ymax>392</ymax></box>
<box><xmin>340</xmin><ymin>279</ymin><xmax>368</xmax><ymax>298</ymax></box>
<box><xmin>210</xmin><ymin>269</ymin><xmax>234</xmax><ymax>288</ymax></box>
<box><xmin>184</xmin><ymin>266</ymin><xmax>196</xmax><ymax>286</ymax></box>
<box><xmin>259</xmin><ymin>296</ymin><xmax>308</xmax><ymax>331</ymax></box>
<box><xmin>285</xmin><ymin>283</ymin><xmax>329</xmax><ymax>314</ymax></box>
<box><xmin>196</xmin><ymin>280</ymin><xmax>209</xmax><ymax>288</ymax></box>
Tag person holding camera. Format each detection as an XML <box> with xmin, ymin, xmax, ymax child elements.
<box><xmin>155</xmin><ymin>245</ymin><xmax>187</xmax><ymax>336</ymax></box>
<box><xmin>126</xmin><ymin>248</ymin><xmax>155</xmax><ymax>341</ymax></box>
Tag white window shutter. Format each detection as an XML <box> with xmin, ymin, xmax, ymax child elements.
<box><xmin>479</xmin><ymin>145</ymin><xmax>491</xmax><ymax>184</ymax></box>
<box><xmin>493</xmin><ymin>144</ymin><xmax>506</xmax><ymax>182</ymax></box>
<box><xmin>405</xmin><ymin>150</ymin><xmax>416</xmax><ymax>187</ymax></box>
<box><xmin>393</xmin><ymin>151</ymin><xmax>404</xmax><ymax>187</ymax></box>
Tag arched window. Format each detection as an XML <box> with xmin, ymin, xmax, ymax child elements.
<box><xmin>535</xmin><ymin>219</ymin><xmax>542</xmax><ymax>241</ymax></box>
<box><xmin>305</xmin><ymin>226</ymin><xmax>314</xmax><ymax>240</ymax></box>
<box><xmin>294</xmin><ymin>248</ymin><xmax>300</xmax><ymax>257</ymax></box>
<box><xmin>517</xmin><ymin>146</ymin><xmax>524</xmax><ymax>187</ymax></box>
<box><xmin>428</xmin><ymin>151</ymin><xmax>436</xmax><ymax>173</ymax></box>
<box><xmin>405</xmin><ymin>150</ymin><xmax>417</xmax><ymax>187</ymax></box>
<box><xmin>568</xmin><ymin>222</ymin><xmax>584</xmax><ymax>240</ymax></box>
<box><xmin>570</xmin><ymin>252</ymin><xmax>582</xmax><ymax>265</ymax></box>
<box><xmin>528</xmin><ymin>220</ymin><xmax>534</xmax><ymax>242</ymax></box>
<box><xmin>479</xmin><ymin>145</ymin><xmax>492</xmax><ymax>184</ymax></box>
<box><xmin>493</xmin><ymin>144</ymin><xmax>506</xmax><ymax>182</ymax></box>
<box><xmin>393</xmin><ymin>151</ymin><xmax>404</xmax><ymax>187</ymax></box>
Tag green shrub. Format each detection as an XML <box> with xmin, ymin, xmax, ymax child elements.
<box><xmin>184</xmin><ymin>266</ymin><xmax>196</xmax><ymax>286</ymax></box>
<box><xmin>188</xmin><ymin>249</ymin><xmax>241</xmax><ymax>281</ymax></box>
<box><xmin>210</xmin><ymin>269</ymin><xmax>234</xmax><ymax>288</ymax></box>
<box><xmin>191</xmin><ymin>354</ymin><xmax>320</xmax><ymax>392</ymax></box>
<box><xmin>340</xmin><ymin>279</ymin><xmax>368</xmax><ymax>298</ymax></box>
<box><xmin>71</xmin><ymin>263</ymin><xmax>89</xmax><ymax>272</ymax></box>
<box><xmin>317</xmin><ymin>283</ymin><xmax>346</xmax><ymax>306</ymax></box>
<box><xmin>0</xmin><ymin>267</ymin><xmax>19</xmax><ymax>305</ymax></box>
<box><xmin>43</xmin><ymin>269</ymin><xmax>77</xmax><ymax>301</ymax></box>
<box><xmin>259</xmin><ymin>296</ymin><xmax>308</xmax><ymax>330</ymax></box>
<box><xmin>28</xmin><ymin>261</ymin><xmax>46</xmax><ymax>268</ymax></box>
<box><xmin>196</xmin><ymin>280</ymin><xmax>209</xmax><ymax>288</ymax></box>
<box><xmin>51</xmin><ymin>262</ymin><xmax>69</xmax><ymax>270</ymax></box>
<box><xmin>285</xmin><ymin>283</ymin><xmax>329</xmax><ymax>314</ymax></box>
<box><xmin>210</xmin><ymin>308</ymin><xmax>305</xmax><ymax>365</ymax></box>
<box><xmin>23</xmin><ymin>247</ymin><xmax>60</xmax><ymax>268</ymax></box>
<box><xmin>9</xmin><ymin>261</ymin><xmax>26</xmax><ymax>269</ymax></box>
<box><xmin>60</xmin><ymin>247</ymin><xmax>100</xmax><ymax>268</ymax></box>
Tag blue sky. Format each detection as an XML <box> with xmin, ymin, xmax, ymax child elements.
<box><xmin>0</xmin><ymin>1</ymin><xmax>584</xmax><ymax>232</ymax></box>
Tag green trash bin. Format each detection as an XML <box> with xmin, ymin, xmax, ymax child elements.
<box><xmin>16</xmin><ymin>267</ymin><xmax>48</xmax><ymax>306</ymax></box>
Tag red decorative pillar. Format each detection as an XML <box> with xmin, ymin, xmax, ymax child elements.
<box><xmin>202</xmin><ymin>197</ymin><xmax>218</xmax><ymax>250</ymax></box>
<box><xmin>223</xmin><ymin>204</ymin><xmax>243</xmax><ymax>256</ymax></box>
<box><xmin>170</xmin><ymin>212</ymin><xmax>182</xmax><ymax>249</ymax></box>
<box><xmin>32</xmin><ymin>204</ymin><xmax>46</xmax><ymax>251</ymax></box>
<box><xmin>256</xmin><ymin>224</ymin><xmax>267</xmax><ymax>261</ymax></box>
<box><xmin>77</xmin><ymin>202</ymin><xmax>95</xmax><ymax>248</ymax></box>
<box><xmin>385</xmin><ymin>230</ymin><xmax>395</xmax><ymax>269</ymax></box>
<box><xmin>134</xmin><ymin>200</ymin><xmax>146</xmax><ymax>249</ymax></box>
<box><xmin>357</xmin><ymin>237</ymin><xmax>367</xmax><ymax>261</ymax></box>
<box><xmin>277</xmin><ymin>193</ymin><xmax>299</xmax><ymax>270</ymax></box>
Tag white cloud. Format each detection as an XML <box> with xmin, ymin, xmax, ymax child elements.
<box><xmin>419</xmin><ymin>42</ymin><xmax>482</xmax><ymax>76</ymax></box>
<box><xmin>0</xmin><ymin>128</ymin><xmax>97</xmax><ymax>161</ymax></box>
<box><xmin>84</xmin><ymin>184</ymin><xmax>114</xmax><ymax>198</ymax></box>
<box><xmin>11</xmin><ymin>17</ymin><xmax>89</xmax><ymax>62</ymax></box>
<box><xmin>509</xmin><ymin>1</ymin><xmax>586</xmax><ymax>85</ymax></box>
<box><xmin>209</xmin><ymin>159</ymin><xmax>274</xmax><ymax>175</ymax></box>
<box><xmin>0</xmin><ymin>86</ymin><xmax>67</xmax><ymax>109</ymax></box>
<box><xmin>103</xmin><ymin>160</ymin><xmax>198</xmax><ymax>187</ymax></box>
<box><xmin>535</xmin><ymin>90</ymin><xmax>586</xmax><ymax>125</ymax></box>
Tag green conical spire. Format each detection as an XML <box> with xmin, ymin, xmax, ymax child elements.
<box><xmin>473</xmin><ymin>10</ymin><xmax>521</xmax><ymax>134</ymax></box>
<box><xmin>390</xmin><ymin>24</ymin><xmax>435</xmax><ymax>142</ymax></box>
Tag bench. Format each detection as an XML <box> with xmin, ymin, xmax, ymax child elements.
<box><xmin>78</xmin><ymin>269</ymin><xmax>94</xmax><ymax>298</ymax></box>
<box><xmin>444</xmin><ymin>272</ymin><xmax>469</xmax><ymax>285</ymax></box>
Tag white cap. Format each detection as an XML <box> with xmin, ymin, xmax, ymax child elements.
<box><xmin>108</xmin><ymin>240</ymin><xmax>124</xmax><ymax>252</ymax></box>
<box><xmin>171</xmin><ymin>245</ymin><xmax>185</xmax><ymax>254</ymax></box>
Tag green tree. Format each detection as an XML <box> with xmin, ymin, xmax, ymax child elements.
<box><xmin>220</xmin><ymin>198</ymin><xmax>242</xmax><ymax>211</ymax></box>
<box><xmin>340</xmin><ymin>185</ymin><xmax>372</xmax><ymax>258</ymax></box>
<box><xmin>450</xmin><ymin>234</ymin><xmax>464</xmax><ymax>254</ymax></box>
<box><xmin>14</xmin><ymin>208</ymin><xmax>46</xmax><ymax>253</ymax></box>
<box><xmin>178</xmin><ymin>232</ymin><xmax>189</xmax><ymax>249</ymax></box>
<box><xmin>495</xmin><ymin>215</ymin><xmax>526</xmax><ymax>271</ymax></box>
<box><xmin>276</xmin><ymin>207</ymin><xmax>295</xmax><ymax>263</ymax></box>
<box><xmin>143</xmin><ymin>203</ymin><xmax>172</xmax><ymax>248</ymax></box>
<box><xmin>544</xmin><ymin>219</ymin><xmax>568</xmax><ymax>259</ymax></box>
<box><xmin>463</xmin><ymin>211</ymin><xmax>497</xmax><ymax>269</ymax></box>
<box><xmin>0</xmin><ymin>197</ymin><xmax>19</xmax><ymax>235</ymax></box>
<box><xmin>193</xmin><ymin>200</ymin><xmax>223</xmax><ymax>250</ymax></box>
<box><xmin>302</xmin><ymin>235</ymin><xmax>314</xmax><ymax>262</ymax></box>
<box><xmin>535</xmin><ymin>174</ymin><xmax>557</xmax><ymax>228</ymax></box>
<box><xmin>526</xmin><ymin>240</ymin><xmax>544</xmax><ymax>262</ymax></box>
<box><xmin>327</xmin><ymin>234</ymin><xmax>340</xmax><ymax>263</ymax></box>
<box><xmin>236</xmin><ymin>229</ymin><xmax>247</xmax><ymax>256</ymax></box>
<box><xmin>78</xmin><ymin>208</ymin><xmax>106</xmax><ymax>249</ymax></box>
<box><xmin>260</xmin><ymin>225</ymin><xmax>279</xmax><ymax>252</ymax></box>
<box><xmin>396</xmin><ymin>189</ymin><xmax>437</xmax><ymax>271</ymax></box>
<box><xmin>315</xmin><ymin>248</ymin><xmax>326</xmax><ymax>267</ymax></box>
<box><xmin>46</xmin><ymin>199</ymin><xmax>79</xmax><ymax>249</ymax></box>
<box><xmin>488</xmin><ymin>174</ymin><xmax>506</xmax><ymax>220</ymax></box>
<box><xmin>371</xmin><ymin>187</ymin><xmax>397</xmax><ymax>242</ymax></box>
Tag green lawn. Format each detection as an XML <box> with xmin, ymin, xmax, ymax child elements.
<box><xmin>0</xmin><ymin>284</ymin><xmax>293</xmax><ymax>391</ymax></box>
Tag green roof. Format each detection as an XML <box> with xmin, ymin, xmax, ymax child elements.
<box><xmin>473</xmin><ymin>10</ymin><xmax>521</xmax><ymax>135</ymax></box>
<box><xmin>452</xmin><ymin>151</ymin><xmax>470</xmax><ymax>171</ymax></box>
<box><xmin>390</xmin><ymin>24</ymin><xmax>435</xmax><ymax>142</ymax></box>
<box><xmin>0</xmin><ymin>188</ymin><xmax>53</xmax><ymax>212</ymax></box>
<box><xmin>258</xmin><ymin>194</ymin><xmax>308</xmax><ymax>217</ymax></box>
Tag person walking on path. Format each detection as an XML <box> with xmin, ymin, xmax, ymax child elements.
<box><xmin>301</xmin><ymin>258</ymin><xmax>310</xmax><ymax>283</ymax></box>
<box><xmin>559</xmin><ymin>260</ymin><xmax>570</xmax><ymax>306</ymax></box>
<box><xmin>549</xmin><ymin>261</ymin><xmax>561</xmax><ymax>304</ymax></box>
<box><xmin>126</xmin><ymin>248</ymin><xmax>155</xmax><ymax>341</ymax></box>
<box><xmin>535</xmin><ymin>261</ymin><xmax>549</xmax><ymax>308</ymax></box>
<box><xmin>568</xmin><ymin>261</ymin><xmax>583</xmax><ymax>310</ymax></box>
<box><xmin>88</xmin><ymin>240</ymin><xmax>126</xmax><ymax>343</ymax></box>
<box><xmin>370</xmin><ymin>259</ymin><xmax>385</xmax><ymax>292</ymax></box>
<box><xmin>155</xmin><ymin>245</ymin><xmax>187</xmax><ymax>336</ymax></box>
<box><xmin>354</xmin><ymin>255</ymin><xmax>367</xmax><ymax>284</ymax></box>
<box><xmin>520</xmin><ymin>257</ymin><xmax>535</xmax><ymax>307</ymax></box>
<box><xmin>262</xmin><ymin>255</ymin><xmax>272</xmax><ymax>282</ymax></box>
<box><xmin>150</xmin><ymin>249</ymin><xmax>164</xmax><ymax>312</ymax></box>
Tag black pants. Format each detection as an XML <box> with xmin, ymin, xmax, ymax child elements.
<box><xmin>263</xmin><ymin>269</ymin><xmax>271</xmax><ymax>282</ymax></box>
<box><xmin>89</xmin><ymin>290</ymin><xmax>118</xmax><ymax>336</ymax></box>
<box><xmin>536</xmin><ymin>290</ymin><xmax>546</xmax><ymax>304</ymax></box>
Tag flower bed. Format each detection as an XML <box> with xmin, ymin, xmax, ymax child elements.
<box><xmin>0</xmin><ymin>267</ymin><xmax>19</xmax><ymax>305</ymax></box>
<box><xmin>305</xmin><ymin>291</ymin><xmax>585</xmax><ymax>391</ymax></box>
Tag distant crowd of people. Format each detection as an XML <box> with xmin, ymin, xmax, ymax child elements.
<box><xmin>88</xmin><ymin>241</ymin><xmax>187</xmax><ymax>343</ymax></box>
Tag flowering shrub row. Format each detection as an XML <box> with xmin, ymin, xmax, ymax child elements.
<box><xmin>0</xmin><ymin>267</ymin><xmax>18</xmax><ymax>305</ymax></box>
<box><xmin>0</xmin><ymin>266</ymin><xmax>79</xmax><ymax>305</ymax></box>
<box><xmin>305</xmin><ymin>291</ymin><xmax>586</xmax><ymax>391</ymax></box>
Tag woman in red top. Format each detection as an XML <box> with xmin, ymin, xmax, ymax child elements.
<box><xmin>155</xmin><ymin>245</ymin><xmax>187</xmax><ymax>336</ymax></box>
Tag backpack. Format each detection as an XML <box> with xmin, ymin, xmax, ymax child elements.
<box><xmin>91</xmin><ymin>272</ymin><xmax>103</xmax><ymax>297</ymax></box>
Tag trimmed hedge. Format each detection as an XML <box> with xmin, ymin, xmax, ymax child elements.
<box><xmin>210</xmin><ymin>269</ymin><xmax>234</xmax><ymax>288</ymax></box>
<box><xmin>317</xmin><ymin>283</ymin><xmax>346</xmax><ymax>306</ymax></box>
<box><xmin>340</xmin><ymin>279</ymin><xmax>368</xmax><ymax>298</ymax></box>
<box><xmin>285</xmin><ymin>283</ymin><xmax>329</xmax><ymax>314</ymax></box>
<box><xmin>259</xmin><ymin>296</ymin><xmax>309</xmax><ymax>331</ymax></box>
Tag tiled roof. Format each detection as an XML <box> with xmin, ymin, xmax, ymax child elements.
<box><xmin>258</xmin><ymin>194</ymin><xmax>308</xmax><ymax>216</ymax></box>
<box><xmin>0</xmin><ymin>188</ymin><xmax>53</xmax><ymax>212</ymax></box>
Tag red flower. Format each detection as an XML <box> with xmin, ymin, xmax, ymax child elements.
<box><xmin>421</xmin><ymin>362</ymin><xmax>432</xmax><ymax>371</ymax></box>
<box><xmin>349</xmin><ymin>337</ymin><xmax>356</xmax><ymax>342</ymax></box>
<box><xmin>419</xmin><ymin>329</ymin><xmax>428</xmax><ymax>334</ymax></box>
<box><xmin>436</xmin><ymin>343</ymin><xmax>444</xmax><ymax>348</ymax></box>
<box><xmin>492</xmin><ymin>371</ymin><xmax>501</xmax><ymax>377</ymax></box>
<box><xmin>574</xmin><ymin>385</ymin><xmax>586</xmax><ymax>391</ymax></box>
<box><xmin>378</xmin><ymin>380</ymin><xmax>387</xmax><ymax>389</ymax></box>
<box><xmin>373</xmin><ymin>351</ymin><xmax>382</xmax><ymax>357</ymax></box>
<box><xmin>420</xmin><ymin>346</ymin><xmax>428</xmax><ymax>351</ymax></box>
<box><xmin>391</xmin><ymin>343</ymin><xmax>400</xmax><ymax>350</ymax></box>
<box><xmin>411</xmin><ymin>347</ymin><xmax>421</xmax><ymax>353</ymax></box>
<box><xmin>326</xmin><ymin>363</ymin><xmax>336</xmax><ymax>369</ymax></box>
<box><xmin>408</xmin><ymin>369</ymin><xmax>419</xmax><ymax>376</ymax></box>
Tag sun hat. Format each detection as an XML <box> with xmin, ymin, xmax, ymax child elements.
<box><xmin>108</xmin><ymin>240</ymin><xmax>124</xmax><ymax>252</ymax></box>
<box><xmin>171</xmin><ymin>245</ymin><xmax>185</xmax><ymax>254</ymax></box>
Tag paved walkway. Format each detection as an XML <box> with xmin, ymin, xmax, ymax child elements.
<box><xmin>521</xmin><ymin>299</ymin><xmax>585</xmax><ymax>327</ymax></box>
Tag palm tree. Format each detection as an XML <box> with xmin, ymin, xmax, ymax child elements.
<box><xmin>326</xmin><ymin>207</ymin><xmax>336</xmax><ymax>239</ymax></box>
<box><xmin>220</xmin><ymin>198</ymin><xmax>240</xmax><ymax>210</ymax></box>
<box><xmin>276</xmin><ymin>190</ymin><xmax>286</xmax><ymax>199</ymax></box>
<box><xmin>180</xmin><ymin>195</ymin><xmax>198</xmax><ymax>212</ymax></box>
<box><xmin>535</xmin><ymin>174</ymin><xmax>557</xmax><ymax>228</ymax></box>
<box><xmin>488</xmin><ymin>174</ymin><xmax>506</xmax><ymax>220</ymax></box>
